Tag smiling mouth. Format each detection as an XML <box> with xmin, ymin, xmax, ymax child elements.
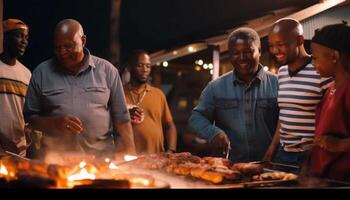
<box><xmin>275</xmin><ymin>55</ymin><xmax>285</xmax><ymax>60</ymax></box>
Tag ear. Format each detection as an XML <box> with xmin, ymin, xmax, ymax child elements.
<box><xmin>81</xmin><ymin>35</ymin><xmax>87</xmax><ymax>47</ymax></box>
<box><xmin>296</xmin><ymin>35</ymin><xmax>304</xmax><ymax>46</ymax></box>
<box><xmin>332</xmin><ymin>50</ymin><xmax>340</xmax><ymax>63</ymax></box>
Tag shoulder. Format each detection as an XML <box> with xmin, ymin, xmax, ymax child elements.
<box><xmin>16</xmin><ymin>61</ymin><xmax>31</xmax><ymax>77</ymax></box>
<box><xmin>32</xmin><ymin>58</ymin><xmax>55</xmax><ymax>77</ymax></box>
<box><xmin>209</xmin><ymin>71</ymin><xmax>233</xmax><ymax>87</ymax></box>
<box><xmin>263</xmin><ymin>69</ymin><xmax>278</xmax><ymax>80</ymax></box>
<box><xmin>150</xmin><ymin>85</ymin><xmax>166</xmax><ymax>97</ymax></box>
<box><xmin>90</xmin><ymin>55</ymin><xmax>119</xmax><ymax>73</ymax></box>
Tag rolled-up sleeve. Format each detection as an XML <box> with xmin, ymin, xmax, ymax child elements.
<box><xmin>108</xmin><ymin>66</ymin><xmax>131</xmax><ymax>124</ymax></box>
<box><xmin>188</xmin><ymin>82</ymin><xmax>223</xmax><ymax>142</ymax></box>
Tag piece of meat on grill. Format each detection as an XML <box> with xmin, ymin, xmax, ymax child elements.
<box><xmin>252</xmin><ymin>172</ymin><xmax>298</xmax><ymax>181</ymax></box>
<box><xmin>231</xmin><ymin>163</ymin><xmax>264</xmax><ymax>175</ymax></box>
<box><xmin>201</xmin><ymin>157</ymin><xmax>232</xmax><ymax>168</ymax></box>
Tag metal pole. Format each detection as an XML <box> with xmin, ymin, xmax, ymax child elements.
<box><xmin>212</xmin><ymin>45</ymin><xmax>220</xmax><ymax>80</ymax></box>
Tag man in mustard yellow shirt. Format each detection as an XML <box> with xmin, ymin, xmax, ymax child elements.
<box><xmin>123</xmin><ymin>50</ymin><xmax>177</xmax><ymax>154</ymax></box>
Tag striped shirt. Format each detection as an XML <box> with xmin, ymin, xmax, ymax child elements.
<box><xmin>277</xmin><ymin>63</ymin><xmax>333</xmax><ymax>152</ymax></box>
<box><xmin>0</xmin><ymin>60</ymin><xmax>31</xmax><ymax>156</ymax></box>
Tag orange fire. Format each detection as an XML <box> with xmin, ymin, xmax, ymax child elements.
<box><xmin>67</xmin><ymin>161</ymin><xmax>96</xmax><ymax>182</ymax></box>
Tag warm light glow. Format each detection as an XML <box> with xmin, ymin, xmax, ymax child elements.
<box><xmin>208</xmin><ymin>63</ymin><xmax>214</xmax><ymax>69</ymax></box>
<box><xmin>203</xmin><ymin>64</ymin><xmax>208</xmax><ymax>69</ymax></box>
<box><xmin>67</xmin><ymin>168</ymin><xmax>96</xmax><ymax>181</ymax></box>
<box><xmin>79</xmin><ymin>161</ymin><xmax>86</xmax><ymax>168</ymax></box>
<box><xmin>105</xmin><ymin>158</ymin><xmax>110</xmax><ymax>163</ymax></box>
<box><xmin>194</xmin><ymin>66</ymin><xmax>201</xmax><ymax>71</ymax></box>
<box><xmin>109</xmin><ymin>162</ymin><xmax>119</xmax><ymax>170</ymax></box>
<box><xmin>188</xmin><ymin>46</ymin><xmax>196</xmax><ymax>52</ymax></box>
<box><xmin>173</xmin><ymin>51</ymin><xmax>178</xmax><ymax>55</ymax></box>
<box><xmin>124</xmin><ymin>155</ymin><xmax>138</xmax><ymax>162</ymax></box>
<box><xmin>263</xmin><ymin>66</ymin><xmax>269</xmax><ymax>71</ymax></box>
<box><xmin>198</xmin><ymin>59</ymin><xmax>204</xmax><ymax>65</ymax></box>
<box><xmin>0</xmin><ymin>164</ymin><xmax>8</xmax><ymax>176</ymax></box>
<box><xmin>131</xmin><ymin>177</ymin><xmax>151</xmax><ymax>186</ymax></box>
<box><xmin>270</xmin><ymin>68</ymin><xmax>277</xmax><ymax>74</ymax></box>
<box><xmin>162</xmin><ymin>61</ymin><xmax>168</xmax><ymax>67</ymax></box>
<box><xmin>156</xmin><ymin>62</ymin><xmax>161</xmax><ymax>66</ymax></box>
<box><xmin>210</xmin><ymin>70</ymin><xmax>214</xmax><ymax>75</ymax></box>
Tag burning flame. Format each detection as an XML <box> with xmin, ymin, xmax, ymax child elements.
<box><xmin>0</xmin><ymin>164</ymin><xmax>9</xmax><ymax>176</ymax></box>
<box><xmin>124</xmin><ymin>155</ymin><xmax>138</xmax><ymax>162</ymax></box>
<box><xmin>67</xmin><ymin>161</ymin><xmax>96</xmax><ymax>181</ymax></box>
<box><xmin>109</xmin><ymin>162</ymin><xmax>119</xmax><ymax>170</ymax></box>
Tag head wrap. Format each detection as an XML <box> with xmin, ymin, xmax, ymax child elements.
<box><xmin>3</xmin><ymin>19</ymin><xmax>28</xmax><ymax>33</ymax></box>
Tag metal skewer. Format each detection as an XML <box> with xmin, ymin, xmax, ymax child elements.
<box><xmin>5</xmin><ymin>151</ymin><xmax>30</xmax><ymax>161</ymax></box>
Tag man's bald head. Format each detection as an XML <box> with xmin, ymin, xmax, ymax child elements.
<box><xmin>54</xmin><ymin>19</ymin><xmax>84</xmax><ymax>39</ymax></box>
<box><xmin>271</xmin><ymin>18</ymin><xmax>303</xmax><ymax>37</ymax></box>
<box><xmin>268</xmin><ymin>18</ymin><xmax>307</xmax><ymax>65</ymax></box>
<box><xmin>53</xmin><ymin>19</ymin><xmax>86</xmax><ymax>74</ymax></box>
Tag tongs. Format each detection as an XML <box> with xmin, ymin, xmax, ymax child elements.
<box><xmin>225</xmin><ymin>141</ymin><xmax>231</xmax><ymax>159</ymax></box>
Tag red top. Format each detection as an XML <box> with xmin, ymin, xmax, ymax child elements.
<box><xmin>310</xmin><ymin>76</ymin><xmax>350</xmax><ymax>180</ymax></box>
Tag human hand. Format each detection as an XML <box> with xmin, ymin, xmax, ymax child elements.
<box><xmin>54</xmin><ymin>115</ymin><xmax>83</xmax><ymax>134</ymax></box>
<box><xmin>129</xmin><ymin>106</ymin><xmax>144</xmax><ymax>124</ymax></box>
<box><xmin>210</xmin><ymin>132</ymin><xmax>231</xmax><ymax>155</ymax></box>
<box><xmin>314</xmin><ymin>135</ymin><xmax>342</xmax><ymax>152</ymax></box>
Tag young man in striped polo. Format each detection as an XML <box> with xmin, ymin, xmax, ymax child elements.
<box><xmin>263</xmin><ymin>18</ymin><xmax>333</xmax><ymax>170</ymax></box>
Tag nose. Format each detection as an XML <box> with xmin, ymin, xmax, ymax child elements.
<box><xmin>270</xmin><ymin>45</ymin><xmax>279</xmax><ymax>54</ymax></box>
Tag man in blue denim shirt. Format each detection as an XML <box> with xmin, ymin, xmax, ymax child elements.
<box><xmin>24</xmin><ymin>19</ymin><xmax>136</xmax><ymax>158</ymax></box>
<box><xmin>189</xmin><ymin>27</ymin><xmax>279</xmax><ymax>162</ymax></box>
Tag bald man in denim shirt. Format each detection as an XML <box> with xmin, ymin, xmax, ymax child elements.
<box><xmin>24</xmin><ymin>19</ymin><xmax>136</xmax><ymax>157</ymax></box>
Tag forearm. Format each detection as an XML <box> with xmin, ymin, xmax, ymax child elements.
<box><xmin>165</xmin><ymin>122</ymin><xmax>177</xmax><ymax>151</ymax></box>
<box><xmin>189</xmin><ymin>110</ymin><xmax>223</xmax><ymax>142</ymax></box>
<box><xmin>270</xmin><ymin>120</ymin><xmax>281</xmax><ymax>149</ymax></box>
<box><xmin>115</xmin><ymin>121</ymin><xmax>136</xmax><ymax>154</ymax></box>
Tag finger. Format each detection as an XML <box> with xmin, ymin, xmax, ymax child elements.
<box><xmin>67</xmin><ymin>115</ymin><xmax>83</xmax><ymax>126</ymax></box>
<box><xmin>67</xmin><ymin>120</ymin><xmax>83</xmax><ymax>134</ymax></box>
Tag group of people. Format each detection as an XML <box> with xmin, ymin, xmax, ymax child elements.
<box><xmin>0</xmin><ymin>17</ymin><xmax>349</xmax><ymax>182</ymax></box>
<box><xmin>189</xmin><ymin>18</ymin><xmax>350</xmax><ymax>181</ymax></box>
<box><xmin>0</xmin><ymin>18</ymin><xmax>177</xmax><ymax>159</ymax></box>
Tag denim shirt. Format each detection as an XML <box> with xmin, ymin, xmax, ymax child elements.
<box><xmin>189</xmin><ymin>66</ymin><xmax>279</xmax><ymax>162</ymax></box>
<box><xmin>24</xmin><ymin>49</ymin><xmax>130</xmax><ymax>155</ymax></box>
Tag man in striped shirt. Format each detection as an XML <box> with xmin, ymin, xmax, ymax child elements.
<box><xmin>0</xmin><ymin>19</ymin><xmax>31</xmax><ymax>157</ymax></box>
<box><xmin>264</xmin><ymin>18</ymin><xmax>332</xmax><ymax>169</ymax></box>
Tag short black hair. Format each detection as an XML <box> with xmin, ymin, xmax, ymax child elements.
<box><xmin>312</xmin><ymin>21</ymin><xmax>350</xmax><ymax>55</ymax></box>
<box><xmin>228</xmin><ymin>27</ymin><xmax>261</xmax><ymax>51</ymax></box>
<box><xmin>126</xmin><ymin>49</ymin><xmax>148</xmax><ymax>67</ymax></box>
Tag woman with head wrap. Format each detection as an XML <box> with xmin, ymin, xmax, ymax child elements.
<box><xmin>309</xmin><ymin>21</ymin><xmax>350</xmax><ymax>181</ymax></box>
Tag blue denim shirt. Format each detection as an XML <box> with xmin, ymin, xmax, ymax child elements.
<box><xmin>189</xmin><ymin>66</ymin><xmax>279</xmax><ymax>162</ymax></box>
<box><xmin>24</xmin><ymin>49</ymin><xmax>130</xmax><ymax>155</ymax></box>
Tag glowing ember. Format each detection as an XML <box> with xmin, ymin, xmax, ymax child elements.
<box><xmin>105</xmin><ymin>158</ymin><xmax>110</xmax><ymax>163</ymax></box>
<box><xmin>0</xmin><ymin>164</ymin><xmax>8</xmax><ymax>176</ymax></box>
<box><xmin>124</xmin><ymin>155</ymin><xmax>138</xmax><ymax>162</ymax></box>
<box><xmin>67</xmin><ymin>161</ymin><xmax>96</xmax><ymax>181</ymax></box>
<box><xmin>109</xmin><ymin>162</ymin><xmax>119</xmax><ymax>170</ymax></box>
<box><xmin>68</xmin><ymin>168</ymin><xmax>96</xmax><ymax>181</ymax></box>
<box><xmin>131</xmin><ymin>177</ymin><xmax>151</xmax><ymax>186</ymax></box>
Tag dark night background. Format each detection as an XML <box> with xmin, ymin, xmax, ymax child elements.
<box><xmin>4</xmin><ymin>0</ymin><xmax>317</xmax><ymax>71</ymax></box>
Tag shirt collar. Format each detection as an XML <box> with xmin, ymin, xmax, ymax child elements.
<box><xmin>127</xmin><ymin>83</ymin><xmax>152</xmax><ymax>92</ymax></box>
<box><xmin>54</xmin><ymin>47</ymin><xmax>96</xmax><ymax>74</ymax></box>
<box><xmin>232</xmin><ymin>64</ymin><xmax>265</xmax><ymax>85</ymax></box>
<box><xmin>79</xmin><ymin>48</ymin><xmax>96</xmax><ymax>72</ymax></box>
